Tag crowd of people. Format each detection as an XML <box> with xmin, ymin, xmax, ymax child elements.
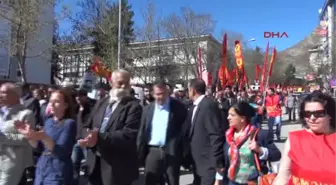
<box><xmin>0</xmin><ymin>69</ymin><xmax>335</xmax><ymax>185</ymax></box>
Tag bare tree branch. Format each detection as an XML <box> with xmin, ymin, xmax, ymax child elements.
<box><xmin>162</xmin><ymin>7</ymin><xmax>217</xmax><ymax>80</ymax></box>
<box><xmin>127</xmin><ymin>0</ymin><xmax>180</xmax><ymax>84</ymax></box>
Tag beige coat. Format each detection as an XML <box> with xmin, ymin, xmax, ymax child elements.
<box><xmin>0</xmin><ymin>104</ymin><xmax>35</xmax><ymax>185</ymax></box>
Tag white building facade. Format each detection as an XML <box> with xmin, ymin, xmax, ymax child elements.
<box><xmin>128</xmin><ymin>35</ymin><xmax>221</xmax><ymax>85</ymax></box>
<box><xmin>0</xmin><ymin>1</ymin><xmax>54</xmax><ymax>84</ymax></box>
<box><xmin>58</xmin><ymin>46</ymin><xmax>94</xmax><ymax>85</ymax></box>
<box><xmin>308</xmin><ymin>44</ymin><xmax>324</xmax><ymax>72</ymax></box>
<box><xmin>57</xmin><ymin>35</ymin><xmax>224</xmax><ymax>86</ymax></box>
<box><xmin>317</xmin><ymin>0</ymin><xmax>335</xmax><ymax>75</ymax></box>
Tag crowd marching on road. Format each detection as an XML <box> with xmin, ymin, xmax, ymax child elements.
<box><xmin>0</xmin><ymin>69</ymin><xmax>335</xmax><ymax>185</ymax></box>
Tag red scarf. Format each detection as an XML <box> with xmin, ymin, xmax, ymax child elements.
<box><xmin>225</xmin><ymin>124</ymin><xmax>255</xmax><ymax>180</ymax></box>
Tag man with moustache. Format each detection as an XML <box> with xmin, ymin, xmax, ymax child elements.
<box><xmin>78</xmin><ymin>69</ymin><xmax>142</xmax><ymax>185</ymax></box>
<box><xmin>137</xmin><ymin>81</ymin><xmax>188</xmax><ymax>185</ymax></box>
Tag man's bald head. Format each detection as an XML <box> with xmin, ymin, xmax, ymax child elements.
<box><xmin>0</xmin><ymin>83</ymin><xmax>22</xmax><ymax>105</ymax></box>
<box><xmin>2</xmin><ymin>83</ymin><xmax>22</xmax><ymax>97</ymax></box>
<box><xmin>112</xmin><ymin>69</ymin><xmax>131</xmax><ymax>81</ymax></box>
<box><xmin>111</xmin><ymin>69</ymin><xmax>131</xmax><ymax>89</ymax></box>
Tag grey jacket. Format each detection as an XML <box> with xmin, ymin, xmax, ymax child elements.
<box><xmin>0</xmin><ymin>104</ymin><xmax>35</xmax><ymax>185</ymax></box>
<box><xmin>285</xmin><ymin>95</ymin><xmax>296</xmax><ymax>108</ymax></box>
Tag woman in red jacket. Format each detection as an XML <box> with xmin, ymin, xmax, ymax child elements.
<box><xmin>274</xmin><ymin>92</ymin><xmax>336</xmax><ymax>185</ymax></box>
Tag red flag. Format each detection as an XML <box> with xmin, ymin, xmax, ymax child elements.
<box><xmin>219</xmin><ymin>34</ymin><xmax>229</xmax><ymax>86</ymax></box>
<box><xmin>240</xmin><ymin>72</ymin><xmax>249</xmax><ymax>90</ymax></box>
<box><xmin>268</xmin><ymin>46</ymin><xmax>277</xmax><ymax>77</ymax></box>
<box><xmin>218</xmin><ymin>33</ymin><xmax>229</xmax><ymax>87</ymax></box>
<box><xmin>198</xmin><ymin>47</ymin><xmax>203</xmax><ymax>79</ymax></box>
<box><xmin>208</xmin><ymin>72</ymin><xmax>212</xmax><ymax>87</ymax></box>
<box><xmin>255</xmin><ymin>65</ymin><xmax>262</xmax><ymax>81</ymax></box>
<box><xmin>234</xmin><ymin>40</ymin><xmax>246</xmax><ymax>90</ymax></box>
<box><xmin>234</xmin><ymin>40</ymin><xmax>244</xmax><ymax>72</ymax></box>
<box><xmin>90</xmin><ymin>56</ymin><xmax>112</xmax><ymax>79</ymax></box>
<box><xmin>260</xmin><ymin>42</ymin><xmax>269</xmax><ymax>92</ymax></box>
<box><xmin>227</xmin><ymin>68</ymin><xmax>237</xmax><ymax>85</ymax></box>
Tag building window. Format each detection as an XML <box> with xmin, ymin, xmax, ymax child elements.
<box><xmin>64</xmin><ymin>72</ymin><xmax>78</xmax><ymax>78</ymax></box>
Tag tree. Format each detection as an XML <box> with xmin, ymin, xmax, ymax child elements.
<box><xmin>50</xmin><ymin>21</ymin><xmax>61</xmax><ymax>84</ymax></box>
<box><xmin>127</xmin><ymin>0</ymin><xmax>160</xmax><ymax>84</ymax></box>
<box><xmin>72</xmin><ymin>0</ymin><xmax>135</xmax><ymax>70</ymax></box>
<box><xmin>220</xmin><ymin>30</ymin><xmax>250</xmax><ymax>52</ymax></box>
<box><xmin>333</xmin><ymin>38</ymin><xmax>336</xmax><ymax>77</ymax></box>
<box><xmin>128</xmin><ymin>0</ymin><xmax>179</xmax><ymax>84</ymax></box>
<box><xmin>0</xmin><ymin>0</ymin><xmax>54</xmax><ymax>82</ymax></box>
<box><xmin>162</xmin><ymin>7</ymin><xmax>216</xmax><ymax>80</ymax></box>
<box><xmin>243</xmin><ymin>46</ymin><xmax>264</xmax><ymax>83</ymax></box>
<box><xmin>284</xmin><ymin>63</ymin><xmax>296</xmax><ymax>85</ymax></box>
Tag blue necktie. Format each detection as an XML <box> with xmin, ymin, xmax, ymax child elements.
<box><xmin>100</xmin><ymin>101</ymin><xmax>115</xmax><ymax>133</ymax></box>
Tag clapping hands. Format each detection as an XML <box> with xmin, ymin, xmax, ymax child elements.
<box><xmin>78</xmin><ymin>128</ymin><xmax>99</xmax><ymax>148</ymax></box>
<box><xmin>14</xmin><ymin>120</ymin><xmax>45</xmax><ymax>140</ymax></box>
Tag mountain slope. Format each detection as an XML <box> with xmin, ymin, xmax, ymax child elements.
<box><xmin>276</xmin><ymin>30</ymin><xmax>320</xmax><ymax>74</ymax></box>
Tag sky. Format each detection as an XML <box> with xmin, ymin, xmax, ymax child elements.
<box><xmin>57</xmin><ymin>0</ymin><xmax>326</xmax><ymax>51</ymax></box>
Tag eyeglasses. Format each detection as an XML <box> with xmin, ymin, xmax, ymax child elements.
<box><xmin>303</xmin><ymin>110</ymin><xmax>326</xmax><ymax>118</ymax></box>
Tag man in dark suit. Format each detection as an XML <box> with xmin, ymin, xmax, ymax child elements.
<box><xmin>20</xmin><ymin>83</ymin><xmax>41</xmax><ymax>126</ymax></box>
<box><xmin>137</xmin><ymin>81</ymin><xmax>188</xmax><ymax>185</ymax></box>
<box><xmin>78</xmin><ymin>69</ymin><xmax>142</xmax><ymax>185</ymax></box>
<box><xmin>183</xmin><ymin>79</ymin><xmax>225</xmax><ymax>185</ymax></box>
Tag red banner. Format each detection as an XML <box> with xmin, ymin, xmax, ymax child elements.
<box><xmin>255</xmin><ymin>64</ymin><xmax>262</xmax><ymax>81</ymax></box>
<box><xmin>218</xmin><ymin>33</ymin><xmax>229</xmax><ymax>88</ymax></box>
<box><xmin>268</xmin><ymin>46</ymin><xmax>277</xmax><ymax>77</ymax></box>
<box><xmin>198</xmin><ymin>47</ymin><xmax>203</xmax><ymax>79</ymax></box>
<box><xmin>234</xmin><ymin>41</ymin><xmax>244</xmax><ymax>72</ymax></box>
<box><xmin>234</xmin><ymin>40</ymin><xmax>246</xmax><ymax>89</ymax></box>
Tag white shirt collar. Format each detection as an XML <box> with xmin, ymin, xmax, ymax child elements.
<box><xmin>193</xmin><ymin>95</ymin><xmax>205</xmax><ymax>106</ymax></box>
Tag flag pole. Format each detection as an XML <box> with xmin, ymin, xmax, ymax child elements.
<box><xmin>117</xmin><ymin>0</ymin><xmax>122</xmax><ymax>69</ymax></box>
<box><xmin>262</xmin><ymin>75</ymin><xmax>270</xmax><ymax>107</ymax></box>
<box><xmin>262</xmin><ymin>46</ymin><xmax>276</xmax><ymax>107</ymax></box>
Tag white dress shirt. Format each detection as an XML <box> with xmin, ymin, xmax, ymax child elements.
<box><xmin>192</xmin><ymin>95</ymin><xmax>205</xmax><ymax>122</ymax></box>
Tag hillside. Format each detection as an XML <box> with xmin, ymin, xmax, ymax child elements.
<box><xmin>276</xmin><ymin>30</ymin><xmax>320</xmax><ymax>74</ymax></box>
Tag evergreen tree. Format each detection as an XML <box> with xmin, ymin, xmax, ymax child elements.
<box><xmin>76</xmin><ymin>0</ymin><xmax>135</xmax><ymax>69</ymax></box>
<box><xmin>284</xmin><ymin>63</ymin><xmax>296</xmax><ymax>85</ymax></box>
<box><xmin>51</xmin><ymin>22</ymin><xmax>61</xmax><ymax>84</ymax></box>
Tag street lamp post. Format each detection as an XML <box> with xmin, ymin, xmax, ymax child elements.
<box><xmin>248</xmin><ymin>38</ymin><xmax>257</xmax><ymax>50</ymax></box>
<box><xmin>117</xmin><ymin>0</ymin><xmax>122</xmax><ymax>69</ymax></box>
<box><xmin>248</xmin><ymin>38</ymin><xmax>256</xmax><ymax>42</ymax></box>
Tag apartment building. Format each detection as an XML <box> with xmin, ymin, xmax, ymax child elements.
<box><xmin>308</xmin><ymin>43</ymin><xmax>324</xmax><ymax>72</ymax></box>
<box><xmin>317</xmin><ymin>0</ymin><xmax>335</xmax><ymax>74</ymax></box>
